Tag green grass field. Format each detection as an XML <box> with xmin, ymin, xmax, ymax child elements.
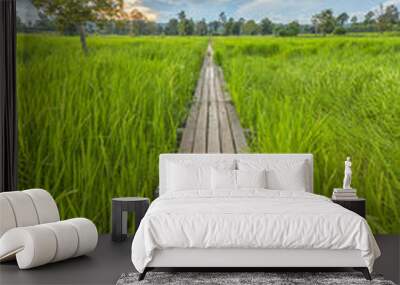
<box><xmin>17</xmin><ymin>35</ymin><xmax>207</xmax><ymax>233</ymax></box>
<box><xmin>17</xmin><ymin>34</ymin><xmax>400</xmax><ymax>234</ymax></box>
<box><xmin>214</xmin><ymin>36</ymin><xmax>400</xmax><ymax>233</ymax></box>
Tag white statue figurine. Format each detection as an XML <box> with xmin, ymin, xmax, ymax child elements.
<box><xmin>343</xmin><ymin>157</ymin><xmax>352</xmax><ymax>189</ymax></box>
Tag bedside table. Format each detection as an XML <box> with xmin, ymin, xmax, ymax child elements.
<box><xmin>112</xmin><ymin>197</ymin><xmax>150</xmax><ymax>242</ymax></box>
<box><xmin>332</xmin><ymin>198</ymin><xmax>366</xmax><ymax>218</ymax></box>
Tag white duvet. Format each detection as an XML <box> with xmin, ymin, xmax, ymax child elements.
<box><xmin>131</xmin><ymin>190</ymin><xmax>380</xmax><ymax>273</ymax></box>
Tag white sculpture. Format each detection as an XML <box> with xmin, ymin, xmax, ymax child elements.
<box><xmin>343</xmin><ymin>157</ymin><xmax>352</xmax><ymax>189</ymax></box>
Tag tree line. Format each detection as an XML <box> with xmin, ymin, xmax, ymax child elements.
<box><xmin>312</xmin><ymin>5</ymin><xmax>400</xmax><ymax>35</ymax></box>
<box><xmin>18</xmin><ymin>0</ymin><xmax>400</xmax><ymax>52</ymax></box>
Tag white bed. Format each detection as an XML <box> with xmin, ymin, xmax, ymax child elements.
<box><xmin>131</xmin><ymin>154</ymin><xmax>380</xmax><ymax>280</ymax></box>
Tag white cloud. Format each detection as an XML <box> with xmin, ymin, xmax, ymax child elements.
<box><xmin>235</xmin><ymin>0</ymin><xmax>400</xmax><ymax>23</ymax></box>
<box><xmin>235</xmin><ymin>0</ymin><xmax>322</xmax><ymax>23</ymax></box>
<box><xmin>351</xmin><ymin>0</ymin><xmax>400</xmax><ymax>21</ymax></box>
<box><xmin>124</xmin><ymin>0</ymin><xmax>158</xmax><ymax>21</ymax></box>
<box><xmin>381</xmin><ymin>0</ymin><xmax>400</xmax><ymax>7</ymax></box>
<box><xmin>373</xmin><ymin>0</ymin><xmax>400</xmax><ymax>11</ymax></box>
<box><xmin>17</xmin><ymin>0</ymin><xmax>39</xmax><ymax>24</ymax></box>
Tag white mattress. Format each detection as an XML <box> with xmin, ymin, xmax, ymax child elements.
<box><xmin>131</xmin><ymin>190</ymin><xmax>380</xmax><ymax>273</ymax></box>
<box><xmin>148</xmin><ymin>248</ymin><xmax>365</xmax><ymax>267</ymax></box>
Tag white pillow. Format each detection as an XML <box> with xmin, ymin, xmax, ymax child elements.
<box><xmin>167</xmin><ymin>162</ymin><xmax>211</xmax><ymax>191</ymax></box>
<box><xmin>266</xmin><ymin>168</ymin><xmax>306</xmax><ymax>191</ymax></box>
<box><xmin>238</xmin><ymin>159</ymin><xmax>308</xmax><ymax>191</ymax></box>
<box><xmin>211</xmin><ymin>169</ymin><xmax>268</xmax><ymax>190</ymax></box>
<box><xmin>211</xmin><ymin>168</ymin><xmax>236</xmax><ymax>190</ymax></box>
<box><xmin>236</xmin><ymin>169</ymin><xmax>267</xmax><ymax>189</ymax></box>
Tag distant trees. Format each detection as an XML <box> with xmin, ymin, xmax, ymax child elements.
<box><xmin>19</xmin><ymin>4</ymin><xmax>400</xmax><ymax>38</ymax></box>
<box><xmin>223</xmin><ymin>18</ymin><xmax>235</xmax><ymax>35</ymax></box>
<box><xmin>287</xmin><ymin>21</ymin><xmax>301</xmax><ymax>36</ymax></box>
<box><xmin>177</xmin><ymin>11</ymin><xmax>186</xmax><ymax>35</ymax></box>
<box><xmin>195</xmin><ymin>19</ymin><xmax>208</xmax><ymax>36</ymax></box>
<box><xmin>312</xmin><ymin>9</ymin><xmax>337</xmax><ymax>35</ymax></box>
<box><xmin>242</xmin><ymin>20</ymin><xmax>259</xmax><ymax>35</ymax></box>
<box><xmin>364</xmin><ymin>11</ymin><xmax>375</xmax><ymax>25</ymax></box>
<box><xmin>35</xmin><ymin>11</ymin><xmax>56</xmax><ymax>31</ymax></box>
<box><xmin>333</xmin><ymin>26</ymin><xmax>347</xmax><ymax>35</ymax></box>
<box><xmin>232</xmin><ymin>18</ymin><xmax>244</xmax><ymax>35</ymax></box>
<box><xmin>177</xmin><ymin>11</ymin><xmax>195</xmax><ymax>35</ymax></box>
<box><xmin>16</xmin><ymin>16</ymin><xmax>25</xmax><ymax>32</ymax></box>
<box><xmin>336</xmin><ymin>12</ymin><xmax>349</xmax><ymax>26</ymax></box>
<box><xmin>165</xmin><ymin>18</ymin><xmax>178</xmax><ymax>35</ymax></box>
<box><xmin>219</xmin><ymin>12</ymin><xmax>227</xmax><ymax>28</ymax></box>
<box><xmin>350</xmin><ymin>16</ymin><xmax>358</xmax><ymax>26</ymax></box>
<box><xmin>32</xmin><ymin>0</ymin><xmax>124</xmax><ymax>53</ymax></box>
<box><xmin>208</xmin><ymin>20</ymin><xmax>219</xmax><ymax>35</ymax></box>
<box><xmin>377</xmin><ymin>4</ymin><xmax>399</xmax><ymax>32</ymax></box>
<box><xmin>260</xmin><ymin>17</ymin><xmax>273</xmax><ymax>35</ymax></box>
<box><xmin>17</xmin><ymin>11</ymin><xmax>56</xmax><ymax>33</ymax></box>
<box><xmin>311</xmin><ymin>5</ymin><xmax>400</xmax><ymax>35</ymax></box>
<box><xmin>275</xmin><ymin>21</ymin><xmax>300</xmax><ymax>37</ymax></box>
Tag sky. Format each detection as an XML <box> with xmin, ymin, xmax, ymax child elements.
<box><xmin>17</xmin><ymin>0</ymin><xmax>400</xmax><ymax>24</ymax></box>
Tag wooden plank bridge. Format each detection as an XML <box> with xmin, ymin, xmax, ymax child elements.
<box><xmin>179</xmin><ymin>43</ymin><xmax>248</xmax><ymax>153</ymax></box>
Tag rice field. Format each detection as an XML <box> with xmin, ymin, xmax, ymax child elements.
<box><xmin>17</xmin><ymin>34</ymin><xmax>400</xmax><ymax>234</ymax></box>
<box><xmin>17</xmin><ymin>35</ymin><xmax>207</xmax><ymax>233</ymax></box>
<box><xmin>214</xmin><ymin>36</ymin><xmax>400</xmax><ymax>234</ymax></box>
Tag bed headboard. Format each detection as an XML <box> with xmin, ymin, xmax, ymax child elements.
<box><xmin>159</xmin><ymin>154</ymin><xmax>313</xmax><ymax>196</ymax></box>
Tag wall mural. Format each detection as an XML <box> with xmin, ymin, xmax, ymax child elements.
<box><xmin>17</xmin><ymin>0</ymin><xmax>400</xmax><ymax>233</ymax></box>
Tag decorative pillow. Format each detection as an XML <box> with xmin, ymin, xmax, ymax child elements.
<box><xmin>211</xmin><ymin>168</ymin><xmax>236</xmax><ymax>190</ymax></box>
<box><xmin>167</xmin><ymin>162</ymin><xmax>211</xmax><ymax>191</ymax></box>
<box><xmin>237</xmin><ymin>159</ymin><xmax>308</xmax><ymax>191</ymax></box>
<box><xmin>236</xmin><ymin>169</ymin><xmax>267</xmax><ymax>189</ymax></box>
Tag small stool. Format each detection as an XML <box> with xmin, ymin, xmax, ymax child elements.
<box><xmin>111</xmin><ymin>197</ymin><xmax>149</xmax><ymax>242</ymax></box>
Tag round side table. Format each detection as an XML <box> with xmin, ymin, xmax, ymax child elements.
<box><xmin>111</xmin><ymin>197</ymin><xmax>149</xmax><ymax>242</ymax></box>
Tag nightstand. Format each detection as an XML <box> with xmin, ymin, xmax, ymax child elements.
<box><xmin>332</xmin><ymin>198</ymin><xmax>366</xmax><ymax>218</ymax></box>
<box><xmin>111</xmin><ymin>197</ymin><xmax>150</xmax><ymax>242</ymax></box>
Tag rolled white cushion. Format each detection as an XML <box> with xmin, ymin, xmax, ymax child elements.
<box><xmin>65</xmin><ymin>218</ymin><xmax>98</xmax><ymax>257</ymax></box>
<box><xmin>0</xmin><ymin>196</ymin><xmax>17</xmax><ymax>237</ymax></box>
<box><xmin>0</xmin><ymin>218</ymin><xmax>98</xmax><ymax>269</ymax></box>
<box><xmin>42</xmin><ymin>221</ymin><xmax>79</xmax><ymax>262</ymax></box>
<box><xmin>0</xmin><ymin>191</ymin><xmax>39</xmax><ymax>227</ymax></box>
<box><xmin>0</xmin><ymin>226</ymin><xmax>57</xmax><ymax>269</ymax></box>
<box><xmin>23</xmin><ymin>189</ymin><xmax>60</xmax><ymax>224</ymax></box>
<box><xmin>0</xmin><ymin>189</ymin><xmax>60</xmax><ymax>238</ymax></box>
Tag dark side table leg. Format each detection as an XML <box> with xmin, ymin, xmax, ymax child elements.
<box><xmin>112</xmin><ymin>201</ymin><xmax>124</xmax><ymax>242</ymax></box>
<box><xmin>134</xmin><ymin>201</ymin><xmax>149</xmax><ymax>233</ymax></box>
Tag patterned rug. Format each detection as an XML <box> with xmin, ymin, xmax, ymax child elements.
<box><xmin>116</xmin><ymin>272</ymin><xmax>396</xmax><ymax>285</ymax></box>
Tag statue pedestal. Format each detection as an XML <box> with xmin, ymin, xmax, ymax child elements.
<box><xmin>334</xmin><ymin>188</ymin><xmax>356</xmax><ymax>192</ymax></box>
<box><xmin>332</xmin><ymin>188</ymin><xmax>357</xmax><ymax>200</ymax></box>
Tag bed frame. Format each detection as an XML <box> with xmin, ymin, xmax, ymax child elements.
<box><xmin>139</xmin><ymin>154</ymin><xmax>371</xmax><ymax>280</ymax></box>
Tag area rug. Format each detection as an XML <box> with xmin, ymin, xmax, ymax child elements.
<box><xmin>116</xmin><ymin>272</ymin><xmax>396</xmax><ymax>285</ymax></box>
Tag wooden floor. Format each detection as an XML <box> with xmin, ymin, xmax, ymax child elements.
<box><xmin>179</xmin><ymin>43</ymin><xmax>248</xmax><ymax>154</ymax></box>
<box><xmin>1</xmin><ymin>234</ymin><xmax>398</xmax><ymax>285</ymax></box>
